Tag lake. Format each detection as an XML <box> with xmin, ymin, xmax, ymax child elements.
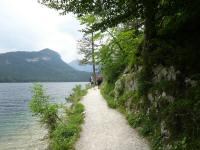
<box><xmin>0</xmin><ymin>82</ymin><xmax>87</xmax><ymax>150</ymax></box>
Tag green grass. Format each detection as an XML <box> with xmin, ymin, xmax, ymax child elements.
<box><xmin>100</xmin><ymin>82</ymin><xmax>117</xmax><ymax>109</ymax></box>
<box><xmin>51</xmin><ymin>85</ymin><xmax>88</xmax><ymax>150</ymax></box>
<box><xmin>100</xmin><ymin>82</ymin><xmax>200</xmax><ymax>150</ymax></box>
<box><xmin>51</xmin><ymin>103</ymin><xmax>85</xmax><ymax>150</ymax></box>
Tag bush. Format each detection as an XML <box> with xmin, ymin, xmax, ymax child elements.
<box><xmin>29</xmin><ymin>83</ymin><xmax>58</xmax><ymax>132</ymax></box>
<box><xmin>29</xmin><ymin>84</ymin><xmax>87</xmax><ymax>150</ymax></box>
<box><xmin>100</xmin><ymin>82</ymin><xmax>117</xmax><ymax>108</ymax></box>
<box><xmin>172</xmin><ymin>137</ymin><xmax>187</xmax><ymax>150</ymax></box>
<box><xmin>51</xmin><ymin>103</ymin><xmax>85</xmax><ymax>150</ymax></box>
<box><xmin>67</xmin><ymin>85</ymin><xmax>88</xmax><ymax>104</ymax></box>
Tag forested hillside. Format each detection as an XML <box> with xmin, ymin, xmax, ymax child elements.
<box><xmin>40</xmin><ymin>0</ymin><xmax>200</xmax><ymax>149</ymax></box>
<box><xmin>0</xmin><ymin>49</ymin><xmax>90</xmax><ymax>82</ymax></box>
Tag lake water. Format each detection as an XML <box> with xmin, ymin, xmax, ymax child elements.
<box><xmin>0</xmin><ymin>82</ymin><xmax>87</xmax><ymax>150</ymax></box>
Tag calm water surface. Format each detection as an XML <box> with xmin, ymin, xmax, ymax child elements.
<box><xmin>0</xmin><ymin>82</ymin><xmax>87</xmax><ymax>150</ymax></box>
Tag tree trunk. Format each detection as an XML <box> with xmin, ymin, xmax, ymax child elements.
<box><xmin>142</xmin><ymin>0</ymin><xmax>157</xmax><ymax>109</ymax></box>
<box><xmin>91</xmin><ymin>32</ymin><xmax>96</xmax><ymax>85</ymax></box>
<box><xmin>142</xmin><ymin>0</ymin><xmax>157</xmax><ymax>66</ymax></box>
<box><xmin>144</xmin><ymin>0</ymin><xmax>156</xmax><ymax>44</ymax></box>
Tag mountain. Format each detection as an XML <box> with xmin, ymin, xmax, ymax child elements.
<box><xmin>68</xmin><ymin>59</ymin><xmax>93</xmax><ymax>72</ymax></box>
<box><xmin>0</xmin><ymin>49</ymin><xmax>91</xmax><ymax>82</ymax></box>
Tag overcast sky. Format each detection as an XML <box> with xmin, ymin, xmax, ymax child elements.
<box><xmin>0</xmin><ymin>0</ymin><xmax>83</xmax><ymax>62</ymax></box>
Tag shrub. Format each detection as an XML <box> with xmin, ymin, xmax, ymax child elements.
<box><xmin>51</xmin><ymin>103</ymin><xmax>84</xmax><ymax>150</ymax></box>
<box><xmin>29</xmin><ymin>83</ymin><xmax>58</xmax><ymax>132</ymax></box>
<box><xmin>29</xmin><ymin>83</ymin><xmax>87</xmax><ymax>150</ymax></box>
<box><xmin>101</xmin><ymin>82</ymin><xmax>117</xmax><ymax>108</ymax></box>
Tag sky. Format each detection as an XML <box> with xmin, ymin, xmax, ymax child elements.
<box><xmin>0</xmin><ymin>0</ymin><xmax>83</xmax><ymax>63</ymax></box>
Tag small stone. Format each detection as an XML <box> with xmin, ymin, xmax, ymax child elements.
<box><xmin>161</xmin><ymin>92</ymin><xmax>166</xmax><ymax>97</ymax></box>
<box><xmin>147</xmin><ymin>93</ymin><xmax>154</xmax><ymax>102</ymax></box>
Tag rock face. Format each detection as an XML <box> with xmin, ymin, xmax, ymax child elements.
<box><xmin>110</xmin><ymin>62</ymin><xmax>200</xmax><ymax>147</ymax></box>
<box><xmin>153</xmin><ymin>65</ymin><xmax>178</xmax><ymax>82</ymax></box>
<box><xmin>112</xmin><ymin>65</ymin><xmax>190</xmax><ymax>143</ymax></box>
<box><xmin>114</xmin><ymin>72</ymin><xmax>137</xmax><ymax>99</ymax></box>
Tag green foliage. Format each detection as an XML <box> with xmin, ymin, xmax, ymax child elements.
<box><xmin>118</xmin><ymin>91</ymin><xmax>139</xmax><ymax>107</ymax></box>
<box><xmin>131</xmin><ymin>91</ymin><xmax>141</xmax><ymax>104</ymax></box>
<box><xmin>172</xmin><ymin>137</ymin><xmax>187</xmax><ymax>150</ymax></box>
<box><xmin>29</xmin><ymin>84</ymin><xmax>58</xmax><ymax>131</ymax></box>
<box><xmin>51</xmin><ymin>123</ymin><xmax>77</xmax><ymax>150</ymax></box>
<box><xmin>127</xmin><ymin>113</ymin><xmax>154</xmax><ymax>135</ymax></box>
<box><xmin>127</xmin><ymin>112</ymin><xmax>164</xmax><ymax>150</ymax></box>
<box><xmin>67</xmin><ymin>85</ymin><xmax>87</xmax><ymax>104</ymax></box>
<box><xmin>151</xmin><ymin>134</ymin><xmax>163</xmax><ymax>150</ymax></box>
<box><xmin>39</xmin><ymin>0</ymin><xmax>200</xmax><ymax>149</ymax></box>
<box><xmin>127</xmin><ymin>113</ymin><xmax>141</xmax><ymax>128</ymax></box>
<box><xmin>39</xmin><ymin>0</ymin><xmax>143</xmax><ymax>31</ymax></box>
<box><xmin>187</xmin><ymin>138</ymin><xmax>200</xmax><ymax>150</ymax></box>
<box><xmin>118</xmin><ymin>92</ymin><xmax>129</xmax><ymax>106</ymax></box>
<box><xmin>78</xmin><ymin>15</ymin><xmax>96</xmax><ymax>26</ymax></box>
<box><xmin>30</xmin><ymin>84</ymin><xmax>87</xmax><ymax>150</ymax></box>
<box><xmin>51</xmin><ymin>103</ymin><xmax>85</xmax><ymax>150</ymax></box>
<box><xmin>164</xmin><ymin>98</ymin><xmax>200</xmax><ymax>139</ymax></box>
<box><xmin>138</xmin><ymin>118</ymin><xmax>154</xmax><ymax>137</ymax></box>
<box><xmin>50</xmin><ymin>85</ymin><xmax>86</xmax><ymax>150</ymax></box>
<box><xmin>101</xmin><ymin>74</ymin><xmax>200</xmax><ymax>150</ymax></box>
<box><xmin>73</xmin><ymin>103</ymin><xmax>85</xmax><ymax>114</ymax></box>
<box><xmin>101</xmin><ymin>82</ymin><xmax>116</xmax><ymax>108</ymax></box>
<box><xmin>99</xmin><ymin>29</ymin><xmax>142</xmax><ymax>83</ymax></box>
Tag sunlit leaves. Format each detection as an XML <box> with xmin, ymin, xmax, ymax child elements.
<box><xmin>99</xmin><ymin>27</ymin><xmax>143</xmax><ymax>82</ymax></box>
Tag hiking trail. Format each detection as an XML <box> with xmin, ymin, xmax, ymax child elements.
<box><xmin>75</xmin><ymin>88</ymin><xmax>150</xmax><ymax>150</ymax></box>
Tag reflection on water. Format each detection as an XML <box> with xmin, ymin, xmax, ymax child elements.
<box><xmin>0</xmin><ymin>82</ymin><xmax>87</xmax><ymax>150</ymax></box>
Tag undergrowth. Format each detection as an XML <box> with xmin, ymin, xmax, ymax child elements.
<box><xmin>101</xmin><ymin>81</ymin><xmax>200</xmax><ymax>150</ymax></box>
<box><xmin>100</xmin><ymin>82</ymin><xmax>117</xmax><ymax>109</ymax></box>
<box><xmin>30</xmin><ymin>83</ymin><xmax>88</xmax><ymax>150</ymax></box>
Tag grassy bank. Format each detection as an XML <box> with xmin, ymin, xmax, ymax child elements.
<box><xmin>100</xmin><ymin>83</ymin><xmax>160</xmax><ymax>149</ymax></box>
<box><xmin>30</xmin><ymin>84</ymin><xmax>88</xmax><ymax>150</ymax></box>
<box><xmin>101</xmin><ymin>82</ymin><xmax>191</xmax><ymax>150</ymax></box>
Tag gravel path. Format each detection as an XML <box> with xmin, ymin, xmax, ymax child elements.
<box><xmin>75</xmin><ymin>88</ymin><xmax>150</xmax><ymax>150</ymax></box>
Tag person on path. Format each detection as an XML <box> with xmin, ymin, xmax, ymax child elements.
<box><xmin>96</xmin><ymin>76</ymin><xmax>103</xmax><ymax>89</ymax></box>
<box><xmin>90</xmin><ymin>75</ymin><xmax>94</xmax><ymax>86</ymax></box>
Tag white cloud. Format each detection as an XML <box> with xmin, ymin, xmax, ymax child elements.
<box><xmin>0</xmin><ymin>0</ymin><xmax>83</xmax><ymax>62</ymax></box>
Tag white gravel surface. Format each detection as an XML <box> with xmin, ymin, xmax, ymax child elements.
<box><xmin>75</xmin><ymin>88</ymin><xmax>150</xmax><ymax>150</ymax></box>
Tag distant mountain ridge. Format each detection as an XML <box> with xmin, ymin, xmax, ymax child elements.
<box><xmin>68</xmin><ymin>59</ymin><xmax>93</xmax><ymax>72</ymax></box>
<box><xmin>0</xmin><ymin>49</ymin><xmax>90</xmax><ymax>82</ymax></box>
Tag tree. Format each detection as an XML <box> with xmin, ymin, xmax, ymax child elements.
<box><xmin>99</xmin><ymin>27</ymin><xmax>143</xmax><ymax>82</ymax></box>
<box><xmin>77</xmin><ymin>15</ymin><xmax>102</xmax><ymax>84</ymax></box>
<box><xmin>78</xmin><ymin>32</ymin><xmax>97</xmax><ymax>83</ymax></box>
<box><xmin>38</xmin><ymin>0</ymin><xmax>200</xmax><ymax>52</ymax></box>
<box><xmin>38</xmin><ymin>0</ymin><xmax>157</xmax><ymax>71</ymax></box>
<box><xmin>38</xmin><ymin>0</ymin><xmax>142</xmax><ymax>32</ymax></box>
